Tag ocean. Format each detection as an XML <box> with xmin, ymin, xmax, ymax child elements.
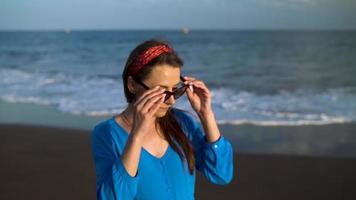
<box><xmin>1</xmin><ymin>30</ymin><xmax>356</xmax><ymax>157</ymax></box>
<box><xmin>1</xmin><ymin>30</ymin><xmax>355</xmax><ymax>127</ymax></box>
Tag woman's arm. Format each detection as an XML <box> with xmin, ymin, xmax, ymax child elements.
<box><xmin>182</xmin><ymin>75</ymin><xmax>234</xmax><ymax>184</ymax></box>
<box><xmin>192</xmin><ymin>112</ymin><xmax>234</xmax><ymax>185</ymax></box>
<box><xmin>197</xmin><ymin>109</ymin><xmax>221</xmax><ymax>143</ymax></box>
<box><xmin>92</xmin><ymin>123</ymin><xmax>140</xmax><ymax>200</ymax></box>
<box><xmin>120</xmin><ymin>132</ymin><xmax>144</xmax><ymax>177</ymax></box>
<box><xmin>174</xmin><ymin>109</ymin><xmax>234</xmax><ymax>185</ymax></box>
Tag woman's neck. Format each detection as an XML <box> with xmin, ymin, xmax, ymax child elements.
<box><xmin>121</xmin><ymin>104</ymin><xmax>135</xmax><ymax>126</ymax></box>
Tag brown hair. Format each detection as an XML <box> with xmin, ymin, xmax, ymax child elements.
<box><xmin>122</xmin><ymin>38</ymin><xmax>195</xmax><ymax>174</ymax></box>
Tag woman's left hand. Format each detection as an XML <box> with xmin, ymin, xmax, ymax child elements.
<box><xmin>183</xmin><ymin>76</ymin><xmax>213</xmax><ymax>116</ymax></box>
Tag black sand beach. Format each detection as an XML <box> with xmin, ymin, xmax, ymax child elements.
<box><xmin>1</xmin><ymin>124</ymin><xmax>356</xmax><ymax>200</ymax></box>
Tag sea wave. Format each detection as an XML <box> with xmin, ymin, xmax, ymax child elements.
<box><xmin>1</xmin><ymin>68</ymin><xmax>355</xmax><ymax>126</ymax></box>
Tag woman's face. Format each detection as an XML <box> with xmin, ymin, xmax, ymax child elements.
<box><xmin>133</xmin><ymin>64</ymin><xmax>181</xmax><ymax>118</ymax></box>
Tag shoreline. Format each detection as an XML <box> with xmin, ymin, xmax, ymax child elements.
<box><xmin>3</xmin><ymin>118</ymin><xmax>356</xmax><ymax>158</ymax></box>
<box><xmin>1</xmin><ymin>124</ymin><xmax>356</xmax><ymax>199</ymax></box>
<box><xmin>2</xmin><ymin>100</ymin><xmax>355</xmax><ymax>131</ymax></box>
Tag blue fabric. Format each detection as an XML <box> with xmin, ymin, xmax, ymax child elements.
<box><xmin>91</xmin><ymin>108</ymin><xmax>234</xmax><ymax>200</ymax></box>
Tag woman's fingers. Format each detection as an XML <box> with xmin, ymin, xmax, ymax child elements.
<box><xmin>141</xmin><ymin>93</ymin><xmax>165</xmax><ymax>114</ymax></box>
<box><xmin>184</xmin><ymin>79</ymin><xmax>211</xmax><ymax>101</ymax></box>
<box><xmin>135</xmin><ymin>87</ymin><xmax>165</xmax><ymax>110</ymax></box>
<box><xmin>191</xmin><ymin>81</ymin><xmax>209</xmax><ymax>91</ymax></box>
<box><xmin>183</xmin><ymin>76</ymin><xmax>204</xmax><ymax>87</ymax></box>
<box><xmin>185</xmin><ymin>84</ymin><xmax>194</xmax><ymax>98</ymax></box>
<box><xmin>140</xmin><ymin>88</ymin><xmax>165</xmax><ymax>107</ymax></box>
<box><xmin>183</xmin><ymin>76</ymin><xmax>195</xmax><ymax>83</ymax></box>
<box><xmin>183</xmin><ymin>77</ymin><xmax>209</xmax><ymax>92</ymax></box>
<box><xmin>147</xmin><ymin>94</ymin><xmax>165</xmax><ymax>115</ymax></box>
<box><xmin>183</xmin><ymin>76</ymin><xmax>197</xmax><ymax>92</ymax></box>
<box><xmin>135</xmin><ymin>86</ymin><xmax>161</xmax><ymax>105</ymax></box>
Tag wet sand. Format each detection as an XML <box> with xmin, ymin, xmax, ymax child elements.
<box><xmin>1</xmin><ymin>124</ymin><xmax>356</xmax><ymax>200</ymax></box>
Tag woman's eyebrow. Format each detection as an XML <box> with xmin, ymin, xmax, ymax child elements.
<box><xmin>159</xmin><ymin>82</ymin><xmax>181</xmax><ymax>89</ymax></box>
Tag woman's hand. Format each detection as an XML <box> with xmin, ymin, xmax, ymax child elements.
<box><xmin>183</xmin><ymin>76</ymin><xmax>221</xmax><ymax>143</ymax></box>
<box><xmin>131</xmin><ymin>86</ymin><xmax>166</xmax><ymax>140</ymax></box>
<box><xmin>183</xmin><ymin>76</ymin><xmax>213</xmax><ymax>117</ymax></box>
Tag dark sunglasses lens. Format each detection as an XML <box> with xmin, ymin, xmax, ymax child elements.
<box><xmin>173</xmin><ymin>87</ymin><xmax>187</xmax><ymax>99</ymax></box>
<box><xmin>162</xmin><ymin>86</ymin><xmax>187</xmax><ymax>102</ymax></box>
<box><xmin>163</xmin><ymin>91</ymin><xmax>172</xmax><ymax>102</ymax></box>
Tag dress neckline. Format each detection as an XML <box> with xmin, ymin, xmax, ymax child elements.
<box><xmin>110</xmin><ymin>116</ymin><xmax>170</xmax><ymax>160</ymax></box>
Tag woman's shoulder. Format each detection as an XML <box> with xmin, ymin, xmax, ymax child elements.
<box><xmin>172</xmin><ymin>107</ymin><xmax>194</xmax><ymax>120</ymax></box>
<box><xmin>172</xmin><ymin>108</ymin><xmax>200</xmax><ymax>131</ymax></box>
<box><xmin>92</xmin><ymin>117</ymin><xmax>117</xmax><ymax>141</ymax></box>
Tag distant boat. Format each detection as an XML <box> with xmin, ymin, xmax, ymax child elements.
<box><xmin>182</xmin><ymin>27</ymin><xmax>190</xmax><ymax>34</ymax></box>
<box><xmin>64</xmin><ymin>28</ymin><xmax>71</xmax><ymax>33</ymax></box>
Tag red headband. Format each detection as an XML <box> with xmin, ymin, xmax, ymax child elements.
<box><xmin>130</xmin><ymin>45</ymin><xmax>173</xmax><ymax>76</ymax></box>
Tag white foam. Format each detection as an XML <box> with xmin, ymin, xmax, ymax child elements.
<box><xmin>1</xmin><ymin>94</ymin><xmax>51</xmax><ymax>105</ymax></box>
<box><xmin>217</xmin><ymin>117</ymin><xmax>352</xmax><ymax>126</ymax></box>
<box><xmin>1</xmin><ymin>68</ymin><xmax>356</xmax><ymax>126</ymax></box>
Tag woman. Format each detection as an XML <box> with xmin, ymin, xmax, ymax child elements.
<box><xmin>92</xmin><ymin>39</ymin><xmax>234</xmax><ymax>200</ymax></box>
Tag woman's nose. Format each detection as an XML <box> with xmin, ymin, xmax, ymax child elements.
<box><xmin>165</xmin><ymin>94</ymin><xmax>175</xmax><ymax>105</ymax></box>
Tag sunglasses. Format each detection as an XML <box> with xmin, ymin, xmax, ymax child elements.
<box><xmin>132</xmin><ymin>75</ymin><xmax>189</xmax><ymax>102</ymax></box>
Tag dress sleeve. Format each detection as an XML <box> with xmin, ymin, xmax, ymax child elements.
<box><xmin>179</xmin><ymin>111</ymin><xmax>234</xmax><ymax>185</ymax></box>
<box><xmin>92</xmin><ymin>123</ymin><xmax>139</xmax><ymax>200</ymax></box>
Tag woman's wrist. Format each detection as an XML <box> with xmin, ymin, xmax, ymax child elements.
<box><xmin>197</xmin><ymin>109</ymin><xmax>221</xmax><ymax>143</ymax></box>
<box><xmin>129</xmin><ymin>130</ymin><xmax>145</xmax><ymax>144</ymax></box>
<box><xmin>197</xmin><ymin>108</ymin><xmax>214</xmax><ymax>121</ymax></box>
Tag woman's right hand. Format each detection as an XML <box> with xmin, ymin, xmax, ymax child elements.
<box><xmin>130</xmin><ymin>86</ymin><xmax>166</xmax><ymax>140</ymax></box>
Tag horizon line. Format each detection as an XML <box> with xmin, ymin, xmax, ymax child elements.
<box><xmin>1</xmin><ymin>28</ymin><xmax>356</xmax><ymax>32</ymax></box>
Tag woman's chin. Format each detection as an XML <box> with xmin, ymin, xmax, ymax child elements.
<box><xmin>155</xmin><ymin>107</ymin><xmax>169</xmax><ymax>117</ymax></box>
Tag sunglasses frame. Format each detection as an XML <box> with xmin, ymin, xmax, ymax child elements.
<box><xmin>132</xmin><ymin>75</ymin><xmax>189</xmax><ymax>102</ymax></box>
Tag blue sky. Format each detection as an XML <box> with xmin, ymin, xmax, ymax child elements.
<box><xmin>0</xmin><ymin>0</ymin><xmax>355</xmax><ymax>30</ymax></box>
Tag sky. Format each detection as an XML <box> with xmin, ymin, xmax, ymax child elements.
<box><xmin>0</xmin><ymin>0</ymin><xmax>355</xmax><ymax>30</ymax></box>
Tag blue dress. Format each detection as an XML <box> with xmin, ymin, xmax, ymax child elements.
<box><xmin>91</xmin><ymin>108</ymin><xmax>234</xmax><ymax>200</ymax></box>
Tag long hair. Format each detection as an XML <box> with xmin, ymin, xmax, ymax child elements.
<box><xmin>122</xmin><ymin>39</ymin><xmax>195</xmax><ymax>174</ymax></box>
